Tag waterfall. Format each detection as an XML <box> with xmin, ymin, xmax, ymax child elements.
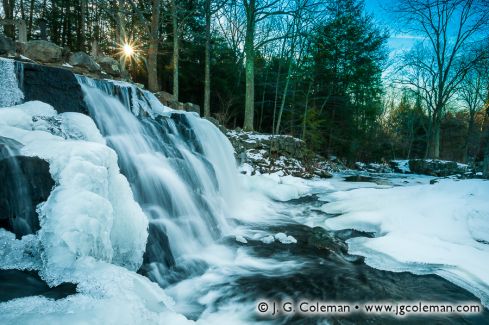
<box><xmin>0</xmin><ymin>59</ymin><xmax>24</xmax><ymax>107</ymax></box>
<box><xmin>75</xmin><ymin>76</ymin><xmax>239</xmax><ymax>272</ymax></box>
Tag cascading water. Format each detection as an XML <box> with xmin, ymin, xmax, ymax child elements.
<box><xmin>75</xmin><ymin>75</ymin><xmax>239</xmax><ymax>281</ymax></box>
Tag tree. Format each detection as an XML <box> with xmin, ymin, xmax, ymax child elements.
<box><xmin>241</xmin><ymin>0</ymin><xmax>291</xmax><ymax>131</ymax></box>
<box><xmin>395</xmin><ymin>0</ymin><xmax>489</xmax><ymax>158</ymax></box>
<box><xmin>459</xmin><ymin>60</ymin><xmax>487</xmax><ymax>162</ymax></box>
<box><xmin>147</xmin><ymin>0</ymin><xmax>160</xmax><ymax>92</ymax></box>
<box><xmin>309</xmin><ymin>0</ymin><xmax>387</xmax><ymax>159</ymax></box>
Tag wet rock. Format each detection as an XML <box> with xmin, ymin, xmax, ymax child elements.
<box><xmin>307</xmin><ymin>226</ymin><xmax>348</xmax><ymax>254</ymax></box>
<box><xmin>21</xmin><ymin>62</ymin><xmax>89</xmax><ymax>114</ymax></box>
<box><xmin>96</xmin><ymin>55</ymin><xmax>121</xmax><ymax>77</ymax></box>
<box><xmin>0</xmin><ymin>34</ymin><xmax>15</xmax><ymax>55</ymax></box>
<box><xmin>0</xmin><ymin>141</ymin><xmax>54</xmax><ymax>238</ymax></box>
<box><xmin>0</xmin><ymin>270</ymin><xmax>77</xmax><ymax>302</ymax></box>
<box><xmin>24</xmin><ymin>40</ymin><xmax>62</xmax><ymax>63</ymax></box>
<box><xmin>142</xmin><ymin>222</ymin><xmax>175</xmax><ymax>269</ymax></box>
<box><xmin>68</xmin><ymin>51</ymin><xmax>101</xmax><ymax>72</ymax></box>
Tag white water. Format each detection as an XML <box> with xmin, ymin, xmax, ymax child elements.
<box><xmin>0</xmin><ymin>58</ymin><xmax>24</xmax><ymax>107</ymax></box>
<box><xmin>76</xmin><ymin>76</ymin><xmax>239</xmax><ymax>267</ymax></box>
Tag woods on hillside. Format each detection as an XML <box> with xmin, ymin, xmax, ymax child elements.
<box><xmin>1</xmin><ymin>0</ymin><xmax>489</xmax><ymax>165</ymax></box>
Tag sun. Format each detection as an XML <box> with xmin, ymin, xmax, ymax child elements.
<box><xmin>123</xmin><ymin>43</ymin><xmax>134</xmax><ymax>57</ymax></box>
<box><xmin>117</xmin><ymin>38</ymin><xmax>140</xmax><ymax>64</ymax></box>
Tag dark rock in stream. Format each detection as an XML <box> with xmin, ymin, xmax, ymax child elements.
<box><xmin>0</xmin><ymin>270</ymin><xmax>77</xmax><ymax>302</ymax></box>
<box><xmin>0</xmin><ymin>137</ymin><xmax>54</xmax><ymax>238</ymax></box>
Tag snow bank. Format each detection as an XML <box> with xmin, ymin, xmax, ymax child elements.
<box><xmin>322</xmin><ymin>179</ymin><xmax>489</xmax><ymax>307</ymax></box>
<box><xmin>0</xmin><ymin>101</ymin><xmax>189</xmax><ymax>323</ymax></box>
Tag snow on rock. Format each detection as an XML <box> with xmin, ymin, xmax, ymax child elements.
<box><xmin>322</xmin><ymin>179</ymin><xmax>489</xmax><ymax>307</ymax></box>
<box><xmin>235</xmin><ymin>235</ymin><xmax>248</xmax><ymax>244</ymax></box>
<box><xmin>260</xmin><ymin>235</ymin><xmax>275</xmax><ymax>244</ymax></box>
<box><xmin>274</xmin><ymin>232</ymin><xmax>297</xmax><ymax>244</ymax></box>
<box><xmin>0</xmin><ymin>101</ymin><xmax>186</xmax><ymax>323</ymax></box>
<box><xmin>0</xmin><ymin>58</ymin><xmax>24</xmax><ymax>107</ymax></box>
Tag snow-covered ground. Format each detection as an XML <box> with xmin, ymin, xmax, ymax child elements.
<box><xmin>243</xmin><ymin>171</ymin><xmax>489</xmax><ymax>309</ymax></box>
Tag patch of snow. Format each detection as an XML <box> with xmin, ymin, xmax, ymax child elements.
<box><xmin>235</xmin><ymin>235</ymin><xmax>248</xmax><ymax>244</ymax></box>
<box><xmin>260</xmin><ymin>235</ymin><xmax>275</xmax><ymax>244</ymax></box>
<box><xmin>62</xmin><ymin>63</ymin><xmax>74</xmax><ymax>68</ymax></box>
<box><xmin>275</xmin><ymin>232</ymin><xmax>297</xmax><ymax>244</ymax></box>
<box><xmin>391</xmin><ymin>159</ymin><xmax>410</xmax><ymax>173</ymax></box>
<box><xmin>322</xmin><ymin>178</ymin><xmax>489</xmax><ymax>308</ymax></box>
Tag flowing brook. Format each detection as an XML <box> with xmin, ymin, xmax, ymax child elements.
<box><xmin>0</xmin><ymin>58</ymin><xmax>487</xmax><ymax>324</ymax></box>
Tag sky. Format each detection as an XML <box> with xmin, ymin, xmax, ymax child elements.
<box><xmin>364</xmin><ymin>0</ymin><xmax>421</xmax><ymax>54</ymax></box>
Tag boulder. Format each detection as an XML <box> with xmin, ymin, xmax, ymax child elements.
<box><xmin>154</xmin><ymin>91</ymin><xmax>178</xmax><ymax>109</ymax></box>
<box><xmin>68</xmin><ymin>51</ymin><xmax>101</xmax><ymax>72</ymax></box>
<box><xmin>21</xmin><ymin>62</ymin><xmax>89</xmax><ymax>114</ymax></box>
<box><xmin>184</xmin><ymin>102</ymin><xmax>200</xmax><ymax>115</ymax></box>
<box><xmin>0</xmin><ymin>34</ymin><xmax>15</xmax><ymax>55</ymax></box>
<box><xmin>408</xmin><ymin>159</ymin><xmax>468</xmax><ymax>177</ymax></box>
<box><xmin>24</xmin><ymin>40</ymin><xmax>62</xmax><ymax>63</ymax></box>
<box><xmin>96</xmin><ymin>55</ymin><xmax>121</xmax><ymax>76</ymax></box>
<box><xmin>0</xmin><ymin>137</ymin><xmax>54</xmax><ymax>238</ymax></box>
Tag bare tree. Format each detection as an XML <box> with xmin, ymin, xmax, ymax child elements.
<box><xmin>204</xmin><ymin>0</ymin><xmax>227</xmax><ymax>117</ymax></box>
<box><xmin>395</xmin><ymin>0</ymin><xmax>489</xmax><ymax>158</ymax></box>
<box><xmin>459</xmin><ymin>60</ymin><xmax>487</xmax><ymax>163</ymax></box>
<box><xmin>241</xmin><ymin>0</ymin><xmax>292</xmax><ymax>131</ymax></box>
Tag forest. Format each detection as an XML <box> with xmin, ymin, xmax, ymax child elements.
<box><xmin>1</xmin><ymin>0</ymin><xmax>489</xmax><ymax>164</ymax></box>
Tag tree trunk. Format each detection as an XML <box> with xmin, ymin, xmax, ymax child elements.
<box><xmin>2</xmin><ymin>0</ymin><xmax>16</xmax><ymax>38</ymax></box>
<box><xmin>172</xmin><ymin>0</ymin><xmax>179</xmax><ymax>101</ymax></box>
<box><xmin>203</xmin><ymin>0</ymin><xmax>211</xmax><ymax>117</ymax></box>
<box><xmin>79</xmin><ymin>0</ymin><xmax>87</xmax><ymax>51</ymax></box>
<box><xmin>463</xmin><ymin>112</ymin><xmax>476</xmax><ymax>163</ymax></box>
<box><xmin>301</xmin><ymin>81</ymin><xmax>312</xmax><ymax>140</ymax></box>
<box><xmin>147</xmin><ymin>0</ymin><xmax>160</xmax><ymax>92</ymax></box>
<box><xmin>243</xmin><ymin>3</ymin><xmax>255</xmax><ymax>131</ymax></box>
<box><xmin>275</xmin><ymin>56</ymin><xmax>294</xmax><ymax>134</ymax></box>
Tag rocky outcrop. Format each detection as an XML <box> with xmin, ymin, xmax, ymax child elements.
<box><xmin>0</xmin><ymin>137</ymin><xmax>54</xmax><ymax>238</ymax></box>
<box><xmin>0</xmin><ymin>34</ymin><xmax>15</xmax><ymax>55</ymax></box>
<box><xmin>154</xmin><ymin>91</ymin><xmax>201</xmax><ymax>115</ymax></box>
<box><xmin>21</xmin><ymin>62</ymin><xmax>89</xmax><ymax>114</ymax></box>
<box><xmin>96</xmin><ymin>55</ymin><xmax>121</xmax><ymax>77</ymax></box>
<box><xmin>226</xmin><ymin>130</ymin><xmax>342</xmax><ymax>178</ymax></box>
<box><xmin>68</xmin><ymin>51</ymin><xmax>101</xmax><ymax>72</ymax></box>
<box><xmin>408</xmin><ymin>159</ymin><xmax>469</xmax><ymax>177</ymax></box>
<box><xmin>24</xmin><ymin>40</ymin><xmax>62</xmax><ymax>63</ymax></box>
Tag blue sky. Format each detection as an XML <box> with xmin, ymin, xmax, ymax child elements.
<box><xmin>364</xmin><ymin>0</ymin><xmax>421</xmax><ymax>54</ymax></box>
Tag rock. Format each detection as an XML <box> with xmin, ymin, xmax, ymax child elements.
<box><xmin>184</xmin><ymin>102</ymin><xmax>200</xmax><ymax>115</ymax></box>
<box><xmin>143</xmin><ymin>222</ymin><xmax>175</xmax><ymax>267</ymax></box>
<box><xmin>408</xmin><ymin>159</ymin><xmax>468</xmax><ymax>177</ymax></box>
<box><xmin>21</xmin><ymin>62</ymin><xmax>89</xmax><ymax>114</ymax></box>
<box><xmin>0</xmin><ymin>269</ymin><xmax>77</xmax><ymax>302</ymax></box>
<box><xmin>0</xmin><ymin>136</ymin><xmax>22</xmax><ymax>160</ymax></box>
<box><xmin>0</xmin><ymin>34</ymin><xmax>15</xmax><ymax>55</ymax></box>
<box><xmin>307</xmin><ymin>227</ymin><xmax>348</xmax><ymax>254</ymax></box>
<box><xmin>154</xmin><ymin>91</ymin><xmax>178</xmax><ymax>109</ymax></box>
<box><xmin>68</xmin><ymin>52</ymin><xmax>101</xmax><ymax>72</ymax></box>
<box><xmin>24</xmin><ymin>40</ymin><xmax>62</xmax><ymax>63</ymax></box>
<box><xmin>96</xmin><ymin>55</ymin><xmax>121</xmax><ymax>77</ymax></box>
<box><xmin>0</xmin><ymin>138</ymin><xmax>54</xmax><ymax>238</ymax></box>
